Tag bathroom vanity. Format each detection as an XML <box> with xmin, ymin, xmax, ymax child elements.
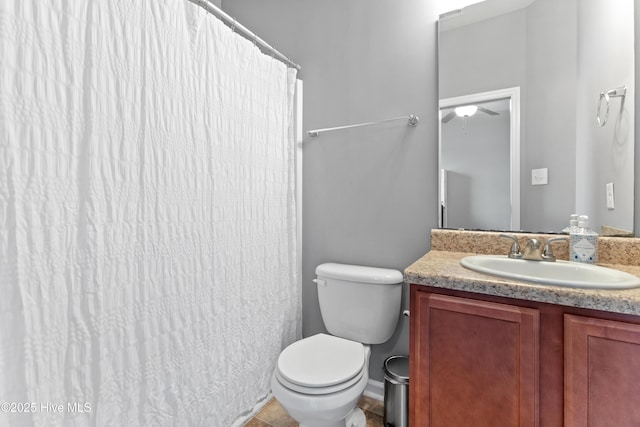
<box><xmin>406</xmin><ymin>230</ymin><xmax>640</xmax><ymax>427</ymax></box>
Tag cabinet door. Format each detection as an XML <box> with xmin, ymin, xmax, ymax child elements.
<box><xmin>565</xmin><ymin>314</ymin><xmax>640</xmax><ymax>427</ymax></box>
<box><xmin>410</xmin><ymin>291</ymin><xmax>539</xmax><ymax>427</ymax></box>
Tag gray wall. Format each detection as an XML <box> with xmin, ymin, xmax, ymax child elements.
<box><xmin>221</xmin><ymin>0</ymin><xmax>439</xmax><ymax>382</ymax></box>
<box><xmin>439</xmin><ymin>9</ymin><xmax>527</xmax><ymax>98</ymax></box>
<box><xmin>524</xmin><ymin>0</ymin><xmax>577</xmax><ymax>232</ymax></box>
<box><xmin>575</xmin><ymin>0</ymin><xmax>635</xmax><ymax>233</ymax></box>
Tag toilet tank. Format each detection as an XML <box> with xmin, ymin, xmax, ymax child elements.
<box><xmin>315</xmin><ymin>263</ymin><xmax>403</xmax><ymax>345</ymax></box>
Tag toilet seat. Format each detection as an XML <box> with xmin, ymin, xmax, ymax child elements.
<box><xmin>276</xmin><ymin>334</ymin><xmax>365</xmax><ymax>395</ymax></box>
<box><xmin>275</xmin><ymin>366</ymin><xmax>365</xmax><ymax>395</ymax></box>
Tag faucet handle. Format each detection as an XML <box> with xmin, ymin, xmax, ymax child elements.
<box><xmin>542</xmin><ymin>236</ymin><xmax>569</xmax><ymax>262</ymax></box>
<box><xmin>499</xmin><ymin>234</ymin><xmax>523</xmax><ymax>259</ymax></box>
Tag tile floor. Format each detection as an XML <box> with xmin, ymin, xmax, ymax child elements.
<box><xmin>244</xmin><ymin>395</ymin><xmax>385</xmax><ymax>427</ymax></box>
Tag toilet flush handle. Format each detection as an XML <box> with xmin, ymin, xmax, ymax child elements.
<box><xmin>313</xmin><ymin>279</ymin><xmax>326</xmax><ymax>287</ymax></box>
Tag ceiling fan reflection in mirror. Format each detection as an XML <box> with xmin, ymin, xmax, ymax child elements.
<box><xmin>441</xmin><ymin>104</ymin><xmax>499</xmax><ymax>123</ymax></box>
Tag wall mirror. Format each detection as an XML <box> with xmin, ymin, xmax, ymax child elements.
<box><xmin>438</xmin><ymin>0</ymin><xmax>635</xmax><ymax>235</ymax></box>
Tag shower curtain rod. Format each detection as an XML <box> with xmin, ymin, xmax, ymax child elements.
<box><xmin>307</xmin><ymin>115</ymin><xmax>419</xmax><ymax>138</ymax></box>
<box><xmin>188</xmin><ymin>0</ymin><xmax>301</xmax><ymax>70</ymax></box>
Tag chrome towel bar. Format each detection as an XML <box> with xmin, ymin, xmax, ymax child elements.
<box><xmin>308</xmin><ymin>115</ymin><xmax>419</xmax><ymax>138</ymax></box>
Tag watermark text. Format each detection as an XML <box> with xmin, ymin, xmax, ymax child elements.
<box><xmin>0</xmin><ymin>401</ymin><xmax>92</xmax><ymax>414</ymax></box>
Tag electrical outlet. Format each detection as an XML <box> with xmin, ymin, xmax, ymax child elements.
<box><xmin>606</xmin><ymin>182</ymin><xmax>615</xmax><ymax>210</ymax></box>
<box><xmin>531</xmin><ymin>168</ymin><xmax>548</xmax><ymax>186</ymax></box>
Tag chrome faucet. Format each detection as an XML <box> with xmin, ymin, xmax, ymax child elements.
<box><xmin>500</xmin><ymin>234</ymin><xmax>568</xmax><ymax>262</ymax></box>
<box><xmin>523</xmin><ymin>238</ymin><xmax>543</xmax><ymax>260</ymax></box>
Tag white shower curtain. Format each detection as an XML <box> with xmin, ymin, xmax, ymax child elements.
<box><xmin>0</xmin><ymin>1</ymin><xmax>300</xmax><ymax>426</ymax></box>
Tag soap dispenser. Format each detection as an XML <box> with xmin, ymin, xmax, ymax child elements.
<box><xmin>569</xmin><ymin>215</ymin><xmax>598</xmax><ymax>264</ymax></box>
<box><xmin>562</xmin><ymin>214</ymin><xmax>579</xmax><ymax>234</ymax></box>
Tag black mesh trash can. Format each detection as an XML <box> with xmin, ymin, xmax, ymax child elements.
<box><xmin>383</xmin><ymin>355</ymin><xmax>409</xmax><ymax>427</ymax></box>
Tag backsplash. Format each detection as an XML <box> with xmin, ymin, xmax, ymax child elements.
<box><xmin>431</xmin><ymin>229</ymin><xmax>640</xmax><ymax>266</ymax></box>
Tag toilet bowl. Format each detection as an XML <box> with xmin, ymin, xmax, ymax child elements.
<box><xmin>271</xmin><ymin>333</ymin><xmax>371</xmax><ymax>427</ymax></box>
<box><xmin>271</xmin><ymin>263</ymin><xmax>403</xmax><ymax>427</ymax></box>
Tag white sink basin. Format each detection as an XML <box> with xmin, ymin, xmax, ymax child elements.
<box><xmin>460</xmin><ymin>255</ymin><xmax>640</xmax><ymax>289</ymax></box>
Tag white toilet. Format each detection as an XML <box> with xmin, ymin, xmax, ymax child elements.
<box><xmin>271</xmin><ymin>262</ymin><xmax>403</xmax><ymax>427</ymax></box>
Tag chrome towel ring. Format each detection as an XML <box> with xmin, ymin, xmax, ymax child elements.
<box><xmin>597</xmin><ymin>86</ymin><xmax>626</xmax><ymax>127</ymax></box>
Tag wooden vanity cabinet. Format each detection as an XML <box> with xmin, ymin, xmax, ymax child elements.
<box><xmin>410</xmin><ymin>284</ymin><xmax>640</xmax><ymax>427</ymax></box>
<box><xmin>410</xmin><ymin>289</ymin><xmax>540</xmax><ymax>427</ymax></box>
<box><xmin>565</xmin><ymin>315</ymin><xmax>640</xmax><ymax>427</ymax></box>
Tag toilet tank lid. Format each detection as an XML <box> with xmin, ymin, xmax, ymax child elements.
<box><xmin>315</xmin><ymin>263</ymin><xmax>403</xmax><ymax>285</ymax></box>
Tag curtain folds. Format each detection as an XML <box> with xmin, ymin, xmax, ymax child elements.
<box><xmin>0</xmin><ymin>1</ymin><xmax>300</xmax><ymax>426</ymax></box>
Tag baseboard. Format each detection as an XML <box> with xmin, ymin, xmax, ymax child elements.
<box><xmin>363</xmin><ymin>379</ymin><xmax>384</xmax><ymax>402</ymax></box>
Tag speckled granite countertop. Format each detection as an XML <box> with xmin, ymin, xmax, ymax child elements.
<box><xmin>405</xmin><ymin>229</ymin><xmax>640</xmax><ymax>316</ymax></box>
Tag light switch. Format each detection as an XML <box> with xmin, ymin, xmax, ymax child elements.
<box><xmin>531</xmin><ymin>168</ymin><xmax>548</xmax><ymax>186</ymax></box>
<box><xmin>606</xmin><ymin>182</ymin><xmax>615</xmax><ymax>210</ymax></box>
